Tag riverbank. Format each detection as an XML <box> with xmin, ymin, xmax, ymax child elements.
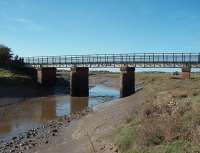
<box><xmin>17</xmin><ymin>72</ymin><xmax>200</xmax><ymax>153</ymax></box>
<box><xmin>0</xmin><ymin>68</ymin><xmax>38</xmax><ymax>106</ymax></box>
<box><xmin>0</xmin><ymin>70</ymin><xmax>119</xmax><ymax>107</ymax></box>
<box><xmin>28</xmin><ymin>87</ymin><xmax>144</xmax><ymax>153</ymax></box>
<box><xmin>0</xmin><ymin>108</ymin><xmax>92</xmax><ymax>153</ymax></box>
<box><xmin>2</xmin><ymin>72</ymin><xmax>198</xmax><ymax>153</ymax></box>
<box><xmin>0</xmin><ymin>71</ymin><xmax>121</xmax><ymax>153</ymax></box>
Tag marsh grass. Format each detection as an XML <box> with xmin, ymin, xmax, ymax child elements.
<box><xmin>0</xmin><ymin>68</ymin><xmax>33</xmax><ymax>86</ymax></box>
<box><xmin>115</xmin><ymin>73</ymin><xmax>200</xmax><ymax>153</ymax></box>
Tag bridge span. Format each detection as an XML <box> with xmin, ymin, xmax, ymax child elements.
<box><xmin>23</xmin><ymin>53</ymin><xmax>200</xmax><ymax>68</ymax></box>
<box><xmin>22</xmin><ymin>53</ymin><xmax>197</xmax><ymax>97</ymax></box>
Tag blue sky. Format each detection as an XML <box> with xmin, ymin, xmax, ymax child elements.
<box><xmin>0</xmin><ymin>0</ymin><xmax>200</xmax><ymax>57</ymax></box>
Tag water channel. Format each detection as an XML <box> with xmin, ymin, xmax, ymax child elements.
<box><xmin>0</xmin><ymin>84</ymin><xmax>119</xmax><ymax>141</ymax></box>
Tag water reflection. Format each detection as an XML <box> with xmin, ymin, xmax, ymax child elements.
<box><xmin>41</xmin><ymin>100</ymin><xmax>56</xmax><ymax>121</ymax></box>
<box><xmin>70</xmin><ymin>97</ymin><xmax>88</xmax><ymax>114</ymax></box>
<box><xmin>0</xmin><ymin>84</ymin><xmax>119</xmax><ymax>140</ymax></box>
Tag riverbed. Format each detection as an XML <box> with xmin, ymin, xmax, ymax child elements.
<box><xmin>0</xmin><ymin>84</ymin><xmax>119</xmax><ymax>141</ymax></box>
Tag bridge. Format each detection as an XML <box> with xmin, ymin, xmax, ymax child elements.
<box><xmin>22</xmin><ymin>53</ymin><xmax>198</xmax><ymax>97</ymax></box>
<box><xmin>23</xmin><ymin>53</ymin><xmax>200</xmax><ymax>68</ymax></box>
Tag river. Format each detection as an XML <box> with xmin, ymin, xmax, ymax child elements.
<box><xmin>0</xmin><ymin>84</ymin><xmax>119</xmax><ymax>141</ymax></box>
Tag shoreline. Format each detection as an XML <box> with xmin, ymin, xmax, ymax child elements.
<box><xmin>31</xmin><ymin>90</ymin><xmax>144</xmax><ymax>153</ymax></box>
<box><xmin>0</xmin><ymin>107</ymin><xmax>93</xmax><ymax>153</ymax></box>
<box><xmin>0</xmin><ymin>74</ymin><xmax>122</xmax><ymax>153</ymax></box>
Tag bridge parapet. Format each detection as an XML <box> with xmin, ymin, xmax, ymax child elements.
<box><xmin>22</xmin><ymin>53</ymin><xmax>200</xmax><ymax>68</ymax></box>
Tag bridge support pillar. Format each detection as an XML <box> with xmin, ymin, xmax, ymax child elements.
<box><xmin>70</xmin><ymin>67</ymin><xmax>89</xmax><ymax>97</ymax></box>
<box><xmin>120</xmin><ymin>66</ymin><xmax>135</xmax><ymax>97</ymax></box>
<box><xmin>182</xmin><ymin>64</ymin><xmax>191</xmax><ymax>79</ymax></box>
<box><xmin>25</xmin><ymin>67</ymin><xmax>37</xmax><ymax>81</ymax></box>
<box><xmin>37</xmin><ymin>67</ymin><xmax>56</xmax><ymax>86</ymax></box>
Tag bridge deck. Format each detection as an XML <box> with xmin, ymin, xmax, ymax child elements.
<box><xmin>22</xmin><ymin>53</ymin><xmax>200</xmax><ymax>68</ymax></box>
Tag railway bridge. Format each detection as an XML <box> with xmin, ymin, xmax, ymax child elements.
<box><xmin>22</xmin><ymin>53</ymin><xmax>200</xmax><ymax>97</ymax></box>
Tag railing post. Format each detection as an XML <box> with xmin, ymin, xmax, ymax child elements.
<box><xmin>149</xmin><ymin>55</ymin><xmax>150</xmax><ymax>62</ymax></box>
<box><xmin>198</xmin><ymin>53</ymin><xmax>200</xmax><ymax>63</ymax></box>
<box><xmin>153</xmin><ymin>53</ymin><xmax>155</xmax><ymax>67</ymax></box>
<box><xmin>59</xmin><ymin>56</ymin><xmax>61</xmax><ymax>64</ymax></box>
<box><xmin>163</xmin><ymin>53</ymin><xmax>165</xmax><ymax>62</ymax></box>
<box><xmin>153</xmin><ymin>53</ymin><xmax>154</xmax><ymax>63</ymax></box>
<box><xmin>182</xmin><ymin>53</ymin><xmax>184</xmax><ymax>63</ymax></box>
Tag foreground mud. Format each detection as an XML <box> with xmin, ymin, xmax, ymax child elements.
<box><xmin>28</xmin><ymin>90</ymin><xmax>144</xmax><ymax>153</ymax></box>
<box><xmin>0</xmin><ymin>109</ymin><xmax>92</xmax><ymax>153</ymax></box>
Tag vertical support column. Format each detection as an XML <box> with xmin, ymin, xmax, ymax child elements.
<box><xmin>25</xmin><ymin>67</ymin><xmax>37</xmax><ymax>81</ymax></box>
<box><xmin>120</xmin><ymin>66</ymin><xmax>135</xmax><ymax>97</ymax></box>
<box><xmin>37</xmin><ymin>67</ymin><xmax>56</xmax><ymax>86</ymax></box>
<box><xmin>182</xmin><ymin>63</ymin><xmax>191</xmax><ymax>79</ymax></box>
<box><xmin>70</xmin><ymin>67</ymin><xmax>89</xmax><ymax>97</ymax></box>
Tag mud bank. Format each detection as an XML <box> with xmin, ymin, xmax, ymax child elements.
<box><xmin>0</xmin><ymin>108</ymin><xmax>92</xmax><ymax>153</ymax></box>
<box><xmin>29</xmin><ymin>90</ymin><xmax>144</xmax><ymax>153</ymax></box>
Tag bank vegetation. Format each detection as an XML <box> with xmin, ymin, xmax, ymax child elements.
<box><xmin>114</xmin><ymin>73</ymin><xmax>200</xmax><ymax>153</ymax></box>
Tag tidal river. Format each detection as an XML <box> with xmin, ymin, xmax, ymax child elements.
<box><xmin>0</xmin><ymin>85</ymin><xmax>119</xmax><ymax>141</ymax></box>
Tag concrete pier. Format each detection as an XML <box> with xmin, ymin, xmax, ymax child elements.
<box><xmin>37</xmin><ymin>67</ymin><xmax>56</xmax><ymax>86</ymax></box>
<box><xmin>182</xmin><ymin>64</ymin><xmax>191</xmax><ymax>79</ymax></box>
<box><xmin>25</xmin><ymin>67</ymin><xmax>37</xmax><ymax>81</ymax></box>
<box><xmin>70</xmin><ymin>67</ymin><xmax>89</xmax><ymax>97</ymax></box>
<box><xmin>120</xmin><ymin>66</ymin><xmax>135</xmax><ymax>97</ymax></box>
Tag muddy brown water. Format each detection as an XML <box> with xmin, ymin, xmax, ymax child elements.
<box><xmin>0</xmin><ymin>85</ymin><xmax>119</xmax><ymax>141</ymax></box>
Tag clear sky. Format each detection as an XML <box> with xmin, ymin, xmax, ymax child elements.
<box><xmin>0</xmin><ymin>0</ymin><xmax>200</xmax><ymax>57</ymax></box>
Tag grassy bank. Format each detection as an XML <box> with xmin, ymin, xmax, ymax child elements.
<box><xmin>0</xmin><ymin>68</ymin><xmax>34</xmax><ymax>86</ymax></box>
<box><xmin>114</xmin><ymin>73</ymin><xmax>200</xmax><ymax>153</ymax></box>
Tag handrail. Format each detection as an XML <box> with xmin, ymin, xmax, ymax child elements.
<box><xmin>21</xmin><ymin>53</ymin><xmax>200</xmax><ymax>68</ymax></box>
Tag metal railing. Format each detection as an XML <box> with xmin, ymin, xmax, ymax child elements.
<box><xmin>22</xmin><ymin>53</ymin><xmax>200</xmax><ymax>68</ymax></box>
